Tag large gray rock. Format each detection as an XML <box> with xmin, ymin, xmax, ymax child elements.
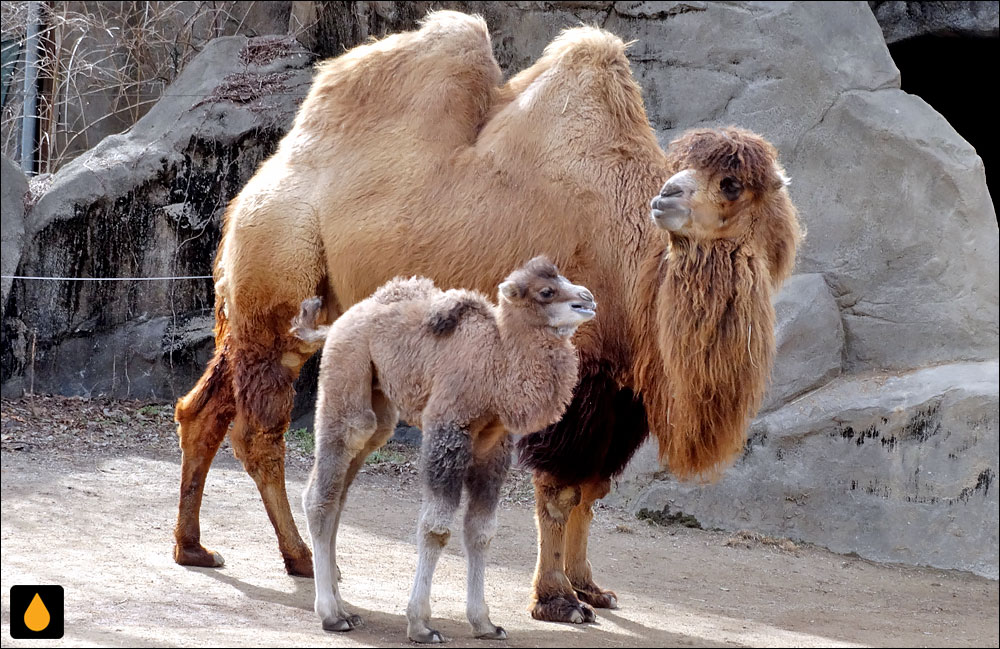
<box><xmin>1</xmin><ymin>154</ymin><xmax>28</xmax><ymax>314</ymax></box>
<box><xmin>1</xmin><ymin>35</ymin><xmax>314</xmax><ymax>397</ymax></box>
<box><xmin>613</xmin><ymin>362</ymin><xmax>999</xmax><ymax>579</ymax></box>
<box><xmin>763</xmin><ymin>273</ymin><xmax>844</xmax><ymax>413</ymax></box>
<box><xmin>791</xmin><ymin>88</ymin><xmax>997</xmax><ymax>370</ymax></box>
<box><xmin>870</xmin><ymin>1</ymin><xmax>1000</xmax><ymax>43</ymax></box>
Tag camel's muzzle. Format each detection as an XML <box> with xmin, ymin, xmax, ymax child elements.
<box><xmin>651</xmin><ymin>169</ymin><xmax>696</xmax><ymax>232</ymax></box>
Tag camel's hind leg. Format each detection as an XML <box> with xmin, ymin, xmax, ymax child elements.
<box><xmin>174</xmin><ymin>341</ymin><xmax>236</xmax><ymax>568</ymax></box>
<box><xmin>407</xmin><ymin>422</ymin><xmax>471</xmax><ymax>644</ymax></box>
<box><xmin>230</xmin><ymin>409</ymin><xmax>313</xmax><ymax>575</ymax></box>
<box><xmin>528</xmin><ymin>472</ymin><xmax>595</xmax><ymax>624</ymax></box>
<box><xmin>565</xmin><ymin>477</ymin><xmax>618</xmax><ymax>609</ymax></box>
<box><xmin>463</xmin><ymin>436</ymin><xmax>512</xmax><ymax>640</ymax></box>
<box><xmin>229</xmin><ymin>332</ymin><xmax>316</xmax><ymax>576</ymax></box>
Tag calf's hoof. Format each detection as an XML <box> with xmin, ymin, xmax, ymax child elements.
<box><xmin>475</xmin><ymin>626</ymin><xmax>507</xmax><ymax>640</ymax></box>
<box><xmin>531</xmin><ymin>595</ymin><xmax>596</xmax><ymax>624</ymax></box>
<box><xmin>322</xmin><ymin>614</ymin><xmax>362</xmax><ymax>632</ymax></box>
<box><xmin>174</xmin><ymin>543</ymin><xmax>225</xmax><ymax>568</ymax></box>
<box><xmin>409</xmin><ymin>627</ymin><xmax>448</xmax><ymax>643</ymax></box>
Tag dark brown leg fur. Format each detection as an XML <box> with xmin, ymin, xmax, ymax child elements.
<box><xmin>528</xmin><ymin>472</ymin><xmax>595</xmax><ymax>624</ymax></box>
<box><xmin>230</xmin><ymin>411</ymin><xmax>314</xmax><ymax>577</ymax></box>
<box><xmin>174</xmin><ymin>343</ymin><xmax>236</xmax><ymax>568</ymax></box>
<box><xmin>565</xmin><ymin>477</ymin><xmax>618</xmax><ymax>609</ymax></box>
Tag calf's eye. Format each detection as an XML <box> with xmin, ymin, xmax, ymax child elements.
<box><xmin>539</xmin><ymin>288</ymin><xmax>555</xmax><ymax>299</ymax></box>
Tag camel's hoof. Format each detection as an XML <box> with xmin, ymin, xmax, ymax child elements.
<box><xmin>322</xmin><ymin>614</ymin><xmax>362</xmax><ymax>632</ymax></box>
<box><xmin>575</xmin><ymin>587</ymin><xmax>618</xmax><ymax>609</ymax></box>
<box><xmin>475</xmin><ymin>626</ymin><xmax>507</xmax><ymax>640</ymax></box>
<box><xmin>531</xmin><ymin>596</ymin><xmax>596</xmax><ymax>624</ymax></box>
<box><xmin>284</xmin><ymin>553</ymin><xmax>314</xmax><ymax>578</ymax></box>
<box><xmin>174</xmin><ymin>544</ymin><xmax>225</xmax><ymax>568</ymax></box>
<box><xmin>409</xmin><ymin>628</ymin><xmax>448</xmax><ymax>643</ymax></box>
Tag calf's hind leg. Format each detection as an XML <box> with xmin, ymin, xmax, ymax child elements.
<box><xmin>302</xmin><ymin>406</ymin><xmax>379</xmax><ymax>632</ymax></box>
<box><xmin>407</xmin><ymin>423</ymin><xmax>471</xmax><ymax>644</ymax></box>
<box><xmin>463</xmin><ymin>435</ymin><xmax>512</xmax><ymax>640</ymax></box>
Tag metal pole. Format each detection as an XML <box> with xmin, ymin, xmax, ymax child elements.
<box><xmin>20</xmin><ymin>1</ymin><xmax>40</xmax><ymax>176</ymax></box>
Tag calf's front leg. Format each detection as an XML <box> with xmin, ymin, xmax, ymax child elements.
<box><xmin>407</xmin><ymin>423</ymin><xmax>470</xmax><ymax>643</ymax></box>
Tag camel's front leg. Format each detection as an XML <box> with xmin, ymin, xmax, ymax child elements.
<box><xmin>565</xmin><ymin>477</ymin><xmax>618</xmax><ymax>609</ymax></box>
<box><xmin>463</xmin><ymin>437</ymin><xmax>512</xmax><ymax>640</ymax></box>
<box><xmin>528</xmin><ymin>472</ymin><xmax>595</xmax><ymax>624</ymax></box>
<box><xmin>407</xmin><ymin>423</ymin><xmax>470</xmax><ymax>643</ymax></box>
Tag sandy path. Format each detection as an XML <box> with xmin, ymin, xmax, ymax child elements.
<box><xmin>2</xmin><ymin>439</ymin><xmax>997</xmax><ymax>648</ymax></box>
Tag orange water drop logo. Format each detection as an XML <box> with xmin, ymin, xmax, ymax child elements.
<box><xmin>24</xmin><ymin>592</ymin><xmax>51</xmax><ymax>632</ymax></box>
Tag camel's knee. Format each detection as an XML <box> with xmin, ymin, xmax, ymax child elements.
<box><xmin>230</xmin><ymin>416</ymin><xmax>286</xmax><ymax>475</ymax></box>
<box><xmin>419</xmin><ymin>498</ymin><xmax>457</xmax><ymax>546</ymax></box>
<box><xmin>464</xmin><ymin>526</ymin><xmax>495</xmax><ymax>553</ymax></box>
<box><xmin>421</xmin><ymin>524</ymin><xmax>452</xmax><ymax>548</ymax></box>
<box><xmin>536</xmin><ymin>476</ymin><xmax>581</xmax><ymax>524</ymax></box>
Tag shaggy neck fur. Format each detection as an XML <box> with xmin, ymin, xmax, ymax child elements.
<box><xmin>634</xmin><ymin>234</ymin><xmax>775</xmax><ymax>480</ymax></box>
<box><xmin>494</xmin><ymin>308</ymin><xmax>580</xmax><ymax>435</ymax></box>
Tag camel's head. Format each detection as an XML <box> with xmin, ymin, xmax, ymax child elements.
<box><xmin>498</xmin><ymin>256</ymin><xmax>596</xmax><ymax>338</ymax></box>
<box><xmin>651</xmin><ymin>127</ymin><xmax>793</xmax><ymax>244</ymax></box>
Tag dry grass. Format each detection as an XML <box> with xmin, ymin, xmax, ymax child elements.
<box><xmin>724</xmin><ymin>530</ymin><xmax>800</xmax><ymax>553</ymax></box>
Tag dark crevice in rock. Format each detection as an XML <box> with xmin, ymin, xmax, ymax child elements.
<box><xmin>887</xmin><ymin>35</ymin><xmax>998</xmax><ymax>212</ymax></box>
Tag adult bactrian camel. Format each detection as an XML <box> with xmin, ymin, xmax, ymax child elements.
<box><xmin>173</xmin><ymin>11</ymin><xmax>801</xmax><ymax>624</ymax></box>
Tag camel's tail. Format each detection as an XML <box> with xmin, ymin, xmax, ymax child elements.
<box><xmin>290</xmin><ymin>296</ymin><xmax>330</xmax><ymax>345</ymax></box>
<box><xmin>175</xmin><ymin>295</ymin><xmax>234</xmax><ymax>425</ymax></box>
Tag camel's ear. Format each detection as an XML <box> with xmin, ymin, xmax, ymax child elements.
<box><xmin>499</xmin><ymin>281</ymin><xmax>521</xmax><ymax>301</ymax></box>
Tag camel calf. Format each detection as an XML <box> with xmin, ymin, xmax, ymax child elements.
<box><xmin>291</xmin><ymin>256</ymin><xmax>596</xmax><ymax>643</ymax></box>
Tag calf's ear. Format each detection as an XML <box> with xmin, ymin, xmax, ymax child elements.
<box><xmin>499</xmin><ymin>281</ymin><xmax>521</xmax><ymax>301</ymax></box>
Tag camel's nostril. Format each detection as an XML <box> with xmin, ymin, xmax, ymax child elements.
<box><xmin>661</xmin><ymin>184</ymin><xmax>684</xmax><ymax>198</ymax></box>
<box><xmin>580</xmin><ymin>290</ymin><xmax>594</xmax><ymax>303</ymax></box>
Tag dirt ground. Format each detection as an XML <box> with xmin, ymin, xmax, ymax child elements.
<box><xmin>2</xmin><ymin>396</ymin><xmax>997</xmax><ymax>648</ymax></box>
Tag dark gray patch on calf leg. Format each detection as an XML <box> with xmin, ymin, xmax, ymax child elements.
<box><xmin>463</xmin><ymin>436</ymin><xmax>512</xmax><ymax>639</ymax></box>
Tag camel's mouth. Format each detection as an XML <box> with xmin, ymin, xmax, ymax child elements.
<box><xmin>569</xmin><ymin>302</ymin><xmax>597</xmax><ymax>319</ymax></box>
<box><xmin>650</xmin><ymin>196</ymin><xmax>691</xmax><ymax>232</ymax></box>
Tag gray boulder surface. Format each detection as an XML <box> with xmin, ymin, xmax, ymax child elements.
<box><xmin>611</xmin><ymin>361</ymin><xmax>999</xmax><ymax>579</ymax></box>
<box><xmin>1</xmin><ymin>155</ymin><xmax>28</xmax><ymax>314</ymax></box>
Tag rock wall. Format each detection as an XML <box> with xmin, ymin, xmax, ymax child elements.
<box><xmin>1</xmin><ymin>35</ymin><xmax>314</xmax><ymax>398</ymax></box>
<box><xmin>2</xmin><ymin>1</ymin><xmax>996</xmax><ymax>576</ymax></box>
<box><xmin>1</xmin><ymin>154</ymin><xmax>28</xmax><ymax>311</ymax></box>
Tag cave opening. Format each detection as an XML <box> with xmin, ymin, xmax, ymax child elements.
<box><xmin>887</xmin><ymin>35</ymin><xmax>997</xmax><ymax>215</ymax></box>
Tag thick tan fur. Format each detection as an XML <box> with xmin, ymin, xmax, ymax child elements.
<box><xmin>173</xmin><ymin>10</ymin><xmax>801</xmax><ymax>620</ymax></box>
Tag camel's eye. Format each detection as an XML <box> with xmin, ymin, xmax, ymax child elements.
<box><xmin>720</xmin><ymin>177</ymin><xmax>743</xmax><ymax>201</ymax></box>
<box><xmin>539</xmin><ymin>287</ymin><xmax>555</xmax><ymax>299</ymax></box>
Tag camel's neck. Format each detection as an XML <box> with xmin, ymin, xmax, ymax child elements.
<box><xmin>493</xmin><ymin>311</ymin><xmax>580</xmax><ymax>434</ymax></box>
<box><xmin>632</xmin><ymin>236</ymin><xmax>775</xmax><ymax>479</ymax></box>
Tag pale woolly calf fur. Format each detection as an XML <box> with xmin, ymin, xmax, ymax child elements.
<box><xmin>293</xmin><ymin>256</ymin><xmax>595</xmax><ymax>643</ymax></box>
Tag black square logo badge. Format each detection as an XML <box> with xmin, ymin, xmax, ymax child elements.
<box><xmin>9</xmin><ymin>585</ymin><xmax>64</xmax><ymax>639</ymax></box>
